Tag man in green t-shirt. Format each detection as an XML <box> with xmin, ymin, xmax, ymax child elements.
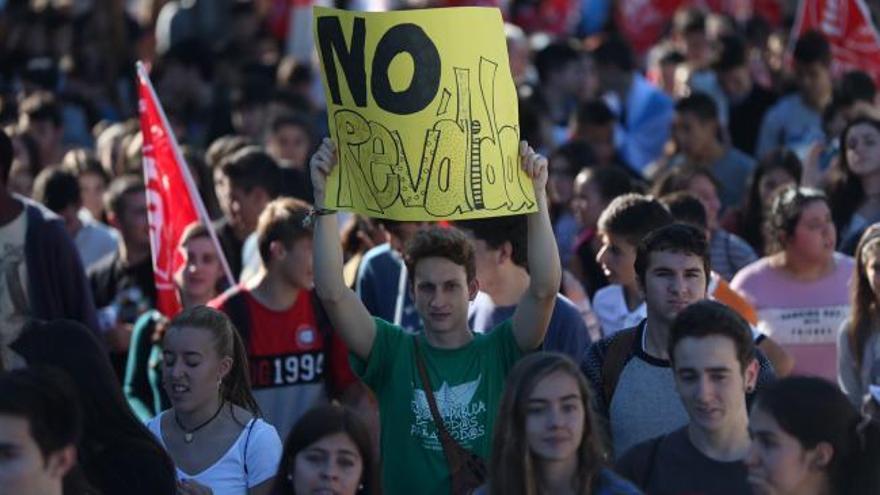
<box><xmin>309</xmin><ymin>138</ymin><xmax>561</xmax><ymax>495</ymax></box>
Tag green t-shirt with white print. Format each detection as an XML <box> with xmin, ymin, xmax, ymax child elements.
<box><xmin>350</xmin><ymin>317</ymin><xmax>523</xmax><ymax>495</ymax></box>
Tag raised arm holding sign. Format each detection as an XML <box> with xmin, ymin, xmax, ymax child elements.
<box><xmin>311</xmin><ymin>137</ymin><xmax>558</xmax><ymax>355</ymax></box>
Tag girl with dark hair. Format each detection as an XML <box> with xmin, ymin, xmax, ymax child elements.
<box><xmin>652</xmin><ymin>163</ymin><xmax>757</xmax><ymax>280</ymax></box>
<box><xmin>747</xmin><ymin>376</ymin><xmax>880</xmax><ymax>495</ymax></box>
<box><xmin>825</xmin><ymin>117</ymin><xmax>880</xmax><ymax>254</ymax></box>
<box><xmin>270</xmin><ymin>403</ymin><xmax>378</xmax><ymax>495</ymax></box>
<box><xmin>10</xmin><ymin>319</ymin><xmax>177</xmax><ymax>494</ymax></box>
<box><xmin>838</xmin><ymin>224</ymin><xmax>880</xmax><ymax>406</ymax></box>
<box><xmin>549</xmin><ymin>141</ymin><xmax>597</xmax><ymax>267</ymax></box>
<box><xmin>566</xmin><ymin>166</ymin><xmax>636</xmax><ymax>340</ymax></box>
<box><xmin>147</xmin><ymin>305</ymin><xmax>282</xmax><ymax>494</ymax></box>
<box><xmin>481</xmin><ymin>352</ymin><xmax>641</xmax><ymax>495</ymax></box>
<box><xmin>570</xmin><ymin>166</ymin><xmax>636</xmax><ymax>301</ymax></box>
<box><xmin>732</xmin><ymin>187</ymin><xmax>853</xmax><ymax>381</ymax></box>
<box><xmin>722</xmin><ymin>148</ymin><xmax>802</xmax><ymax>256</ymax></box>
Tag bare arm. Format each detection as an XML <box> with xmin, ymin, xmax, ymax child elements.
<box><xmin>512</xmin><ymin>141</ymin><xmax>562</xmax><ymax>351</ymax></box>
<box><xmin>311</xmin><ymin>139</ymin><xmax>376</xmax><ymax>359</ymax></box>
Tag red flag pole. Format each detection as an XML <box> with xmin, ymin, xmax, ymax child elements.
<box><xmin>136</xmin><ymin>61</ymin><xmax>237</xmax><ymax>294</ymax></box>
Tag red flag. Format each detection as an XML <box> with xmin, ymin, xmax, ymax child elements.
<box><xmin>137</xmin><ymin>62</ymin><xmax>235</xmax><ymax>317</ymax></box>
<box><xmin>791</xmin><ymin>0</ymin><xmax>880</xmax><ymax>85</ymax></box>
<box><xmin>615</xmin><ymin>0</ymin><xmax>783</xmax><ymax>55</ymax></box>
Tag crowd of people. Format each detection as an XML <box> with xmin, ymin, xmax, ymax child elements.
<box><xmin>3</xmin><ymin>0</ymin><xmax>880</xmax><ymax>494</ymax></box>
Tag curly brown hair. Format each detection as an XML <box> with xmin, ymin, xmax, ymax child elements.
<box><xmin>404</xmin><ymin>225</ymin><xmax>475</xmax><ymax>284</ymax></box>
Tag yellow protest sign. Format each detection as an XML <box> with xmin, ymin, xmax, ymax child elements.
<box><xmin>314</xmin><ymin>6</ymin><xmax>535</xmax><ymax>221</ymax></box>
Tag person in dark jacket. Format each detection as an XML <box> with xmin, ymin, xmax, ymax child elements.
<box><xmin>0</xmin><ymin>128</ymin><xmax>99</xmax><ymax>370</ymax></box>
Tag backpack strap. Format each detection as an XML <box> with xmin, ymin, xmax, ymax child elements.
<box><xmin>413</xmin><ymin>337</ymin><xmax>488</xmax><ymax>493</ymax></box>
<box><xmin>601</xmin><ymin>326</ymin><xmax>640</xmax><ymax>409</ymax></box>
<box><xmin>413</xmin><ymin>337</ymin><xmax>460</xmax><ymax>454</ymax></box>
<box><xmin>223</xmin><ymin>289</ymin><xmax>252</xmax><ymax>346</ymax></box>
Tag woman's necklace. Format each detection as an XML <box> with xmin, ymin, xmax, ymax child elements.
<box><xmin>174</xmin><ymin>401</ymin><xmax>225</xmax><ymax>443</ymax></box>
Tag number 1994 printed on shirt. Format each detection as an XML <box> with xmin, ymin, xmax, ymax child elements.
<box><xmin>314</xmin><ymin>6</ymin><xmax>536</xmax><ymax>221</ymax></box>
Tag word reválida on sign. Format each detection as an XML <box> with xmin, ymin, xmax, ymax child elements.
<box><xmin>316</xmin><ymin>12</ymin><xmax>534</xmax><ymax>219</ymax></box>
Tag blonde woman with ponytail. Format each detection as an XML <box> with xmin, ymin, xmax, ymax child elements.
<box><xmin>147</xmin><ymin>306</ymin><xmax>283</xmax><ymax>495</ymax></box>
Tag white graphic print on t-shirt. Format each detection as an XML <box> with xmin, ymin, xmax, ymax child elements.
<box><xmin>410</xmin><ymin>375</ymin><xmax>487</xmax><ymax>451</ymax></box>
<box><xmin>757</xmin><ymin>305</ymin><xmax>849</xmax><ymax>345</ymax></box>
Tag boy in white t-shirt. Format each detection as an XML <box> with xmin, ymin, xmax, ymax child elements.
<box><xmin>592</xmin><ymin>194</ymin><xmax>673</xmax><ymax>336</ymax></box>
